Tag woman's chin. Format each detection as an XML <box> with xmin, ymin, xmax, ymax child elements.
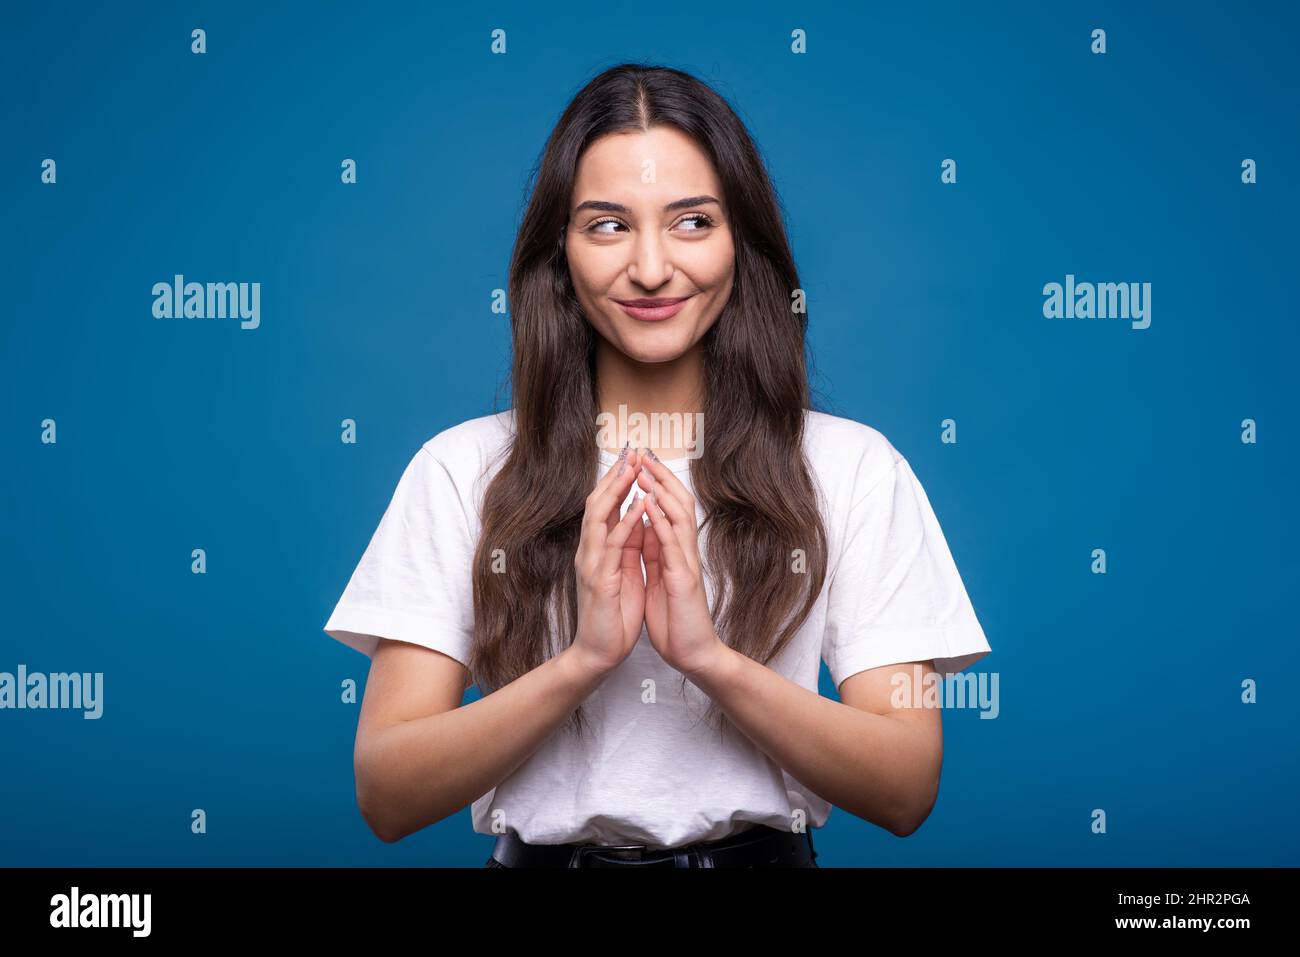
<box><xmin>595</xmin><ymin>319</ymin><xmax>700</xmax><ymax>365</ymax></box>
<box><xmin>621</xmin><ymin>339</ymin><xmax>693</xmax><ymax>364</ymax></box>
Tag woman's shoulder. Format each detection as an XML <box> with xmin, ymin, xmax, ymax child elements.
<box><xmin>803</xmin><ymin>408</ymin><xmax>905</xmax><ymax>501</ymax></box>
<box><xmin>418</xmin><ymin>409</ymin><xmax>516</xmax><ymax>487</ymax></box>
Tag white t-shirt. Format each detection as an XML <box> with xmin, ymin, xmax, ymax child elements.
<box><xmin>323</xmin><ymin>408</ymin><xmax>991</xmax><ymax>848</ymax></box>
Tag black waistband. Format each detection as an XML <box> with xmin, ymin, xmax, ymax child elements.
<box><xmin>489</xmin><ymin>823</ymin><xmax>818</xmax><ymax>868</ymax></box>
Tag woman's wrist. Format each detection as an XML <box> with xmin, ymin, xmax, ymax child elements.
<box><xmin>680</xmin><ymin>640</ymin><xmax>740</xmax><ymax>692</ymax></box>
<box><xmin>558</xmin><ymin>642</ymin><xmax>617</xmax><ymax>687</ymax></box>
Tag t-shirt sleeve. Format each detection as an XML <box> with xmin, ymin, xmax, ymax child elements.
<box><xmin>323</xmin><ymin>446</ymin><xmax>476</xmax><ymax>674</ymax></box>
<box><xmin>822</xmin><ymin>455</ymin><xmax>991</xmax><ymax>689</ymax></box>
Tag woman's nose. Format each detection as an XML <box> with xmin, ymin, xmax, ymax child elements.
<box><xmin>627</xmin><ymin>232</ymin><xmax>672</xmax><ymax>288</ymax></box>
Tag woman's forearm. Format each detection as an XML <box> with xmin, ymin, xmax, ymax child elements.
<box><xmin>356</xmin><ymin>645</ymin><xmax>609</xmax><ymax>843</ymax></box>
<box><xmin>685</xmin><ymin>646</ymin><xmax>942</xmax><ymax>836</ymax></box>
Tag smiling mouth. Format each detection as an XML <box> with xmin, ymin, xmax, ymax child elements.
<box><xmin>613</xmin><ymin>295</ymin><xmax>696</xmax><ymax>321</ymax></box>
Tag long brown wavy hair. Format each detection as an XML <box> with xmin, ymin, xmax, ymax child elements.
<box><xmin>469</xmin><ymin>62</ymin><xmax>828</xmax><ymax>743</ymax></box>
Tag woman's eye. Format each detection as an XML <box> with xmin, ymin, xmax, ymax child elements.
<box><xmin>585</xmin><ymin>213</ymin><xmax>715</xmax><ymax>235</ymax></box>
<box><xmin>676</xmin><ymin>213</ymin><xmax>715</xmax><ymax>231</ymax></box>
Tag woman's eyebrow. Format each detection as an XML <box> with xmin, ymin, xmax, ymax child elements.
<box><xmin>573</xmin><ymin>195</ymin><xmax>721</xmax><ymax>215</ymax></box>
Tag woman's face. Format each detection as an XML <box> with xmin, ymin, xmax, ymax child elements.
<box><xmin>564</xmin><ymin>125</ymin><xmax>735</xmax><ymax>364</ymax></box>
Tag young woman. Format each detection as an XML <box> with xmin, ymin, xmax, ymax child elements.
<box><xmin>323</xmin><ymin>63</ymin><xmax>991</xmax><ymax>868</ymax></box>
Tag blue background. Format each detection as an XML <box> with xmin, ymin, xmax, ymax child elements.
<box><xmin>2</xmin><ymin>1</ymin><xmax>1296</xmax><ymax>866</ymax></box>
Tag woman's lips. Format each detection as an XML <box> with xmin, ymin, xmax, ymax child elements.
<box><xmin>614</xmin><ymin>295</ymin><xmax>695</xmax><ymax>321</ymax></box>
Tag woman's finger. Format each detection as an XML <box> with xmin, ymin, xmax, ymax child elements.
<box><xmin>643</xmin><ymin>488</ymin><xmax>691</xmax><ymax>577</ymax></box>
<box><xmin>636</xmin><ymin>460</ymin><xmax>699</xmax><ymax>570</ymax></box>
<box><xmin>581</xmin><ymin>444</ymin><xmax>639</xmax><ymax>561</ymax></box>
<box><xmin>597</xmin><ymin>492</ymin><xmax>647</xmax><ymax>579</ymax></box>
<box><xmin>634</xmin><ymin>450</ymin><xmax>696</xmax><ymax>513</ymax></box>
<box><xmin>603</xmin><ymin>445</ymin><xmax>640</xmax><ymax>537</ymax></box>
<box><xmin>641</xmin><ymin>504</ymin><xmax>662</xmax><ymax>588</ymax></box>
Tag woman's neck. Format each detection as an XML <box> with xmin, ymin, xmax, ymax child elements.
<box><xmin>594</xmin><ymin>339</ymin><xmax>704</xmax><ymax>459</ymax></box>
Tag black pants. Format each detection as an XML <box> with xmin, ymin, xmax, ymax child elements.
<box><xmin>485</xmin><ymin>823</ymin><xmax>820</xmax><ymax>868</ymax></box>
